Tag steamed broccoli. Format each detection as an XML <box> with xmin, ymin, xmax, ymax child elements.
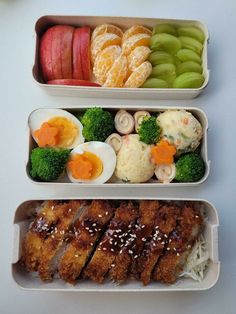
<box><xmin>80</xmin><ymin>107</ymin><xmax>114</xmax><ymax>142</ymax></box>
<box><xmin>138</xmin><ymin>116</ymin><xmax>161</xmax><ymax>144</ymax></box>
<box><xmin>175</xmin><ymin>153</ymin><xmax>205</xmax><ymax>182</ymax></box>
<box><xmin>30</xmin><ymin>147</ymin><xmax>70</xmax><ymax>181</ymax></box>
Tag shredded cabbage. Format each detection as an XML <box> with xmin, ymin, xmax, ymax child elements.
<box><xmin>179</xmin><ymin>235</ymin><xmax>209</xmax><ymax>281</ymax></box>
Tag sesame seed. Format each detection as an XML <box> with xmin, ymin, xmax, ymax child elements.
<box><xmin>161</xmin><ymin>241</ymin><xmax>165</xmax><ymax>245</ymax></box>
<box><xmin>173</xmin><ymin>248</ymin><xmax>176</xmax><ymax>251</ymax></box>
<box><xmin>98</xmin><ymin>247</ymin><xmax>101</xmax><ymax>251</ymax></box>
<box><xmin>195</xmin><ymin>215</ymin><xmax>199</xmax><ymax>218</ymax></box>
<box><xmin>68</xmin><ymin>208</ymin><xmax>72</xmax><ymax>212</ymax></box>
<box><xmin>51</xmin><ymin>235</ymin><xmax>55</xmax><ymax>238</ymax></box>
<box><xmin>169</xmin><ymin>239</ymin><xmax>172</xmax><ymax>243</ymax></box>
<box><xmin>75</xmin><ymin>254</ymin><xmax>78</xmax><ymax>257</ymax></box>
<box><xmin>90</xmin><ymin>243</ymin><xmax>93</xmax><ymax>246</ymax></box>
<box><xmin>187</xmin><ymin>245</ymin><xmax>191</xmax><ymax>248</ymax></box>
<box><xmin>164</xmin><ymin>234</ymin><xmax>168</xmax><ymax>238</ymax></box>
<box><xmin>105</xmin><ymin>211</ymin><xmax>109</xmax><ymax>216</ymax></box>
<box><xmin>134</xmin><ymin>255</ymin><xmax>138</xmax><ymax>259</ymax></box>
<box><xmin>167</xmin><ymin>247</ymin><xmax>170</xmax><ymax>251</ymax></box>
<box><xmin>111</xmin><ymin>264</ymin><xmax>115</xmax><ymax>267</ymax></box>
<box><xmin>98</xmin><ymin>214</ymin><xmax>102</xmax><ymax>218</ymax></box>
<box><xmin>177</xmin><ymin>253</ymin><xmax>180</xmax><ymax>256</ymax></box>
<box><xmin>158</xmin><ymin>237</ymin><xmax>162</xmax><ymax>241</ymax></box>
<box><xmin>155</xmin><ymin>226</ymin><xmax>159</xmax><ymax>229</ymax></box>
<box><xmin>128</xmin><ymin>250</ymin><xmax>133</xmax><ymax>255</ymax></box>
<box><xmin>42</xmin><ymin>212</ymin><xmax>46</xmax><ymax>216</ymax></box>
<box><xmin>51</xmin><ymin>206</ymin><xmax>54</xmax><ymax>210</ymax></box>
<box><xmin>142</xmin><ymin>238</ymin><xmax>146</xmax><ymax>242</ymax></box>
<box><xmin>90</xmin><ymin>234</ymin><xmax>94</xmax><ymax>237</ymax></box>
<box><xmin>92</xmin><ymin>223</ymin><xmax>96</xmax><ymax>226</ymax></box>
<box><xmin>114</xmin><ymin>242</ymin><xmax>118</xmax><ymax>246</ymax></box>
<box><xmin>85</xmin><ymin>227</ymin><xmax>89</xmax><ymax>230</ymax></box>
<box><xmin>153</xmin><ymin>243</ymin><xmax>156</xmax><ymax>247</ymax></box>
<box><xmin>111</xmin><ymin>248</ymin><xmax>114</xmax><ymax>252</ymax></box>
<box><xmin>142</xmin><ymin>225</ymin><xmax>145</xmax><ymax>229</ymax></box>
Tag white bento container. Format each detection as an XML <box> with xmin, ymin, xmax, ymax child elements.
<box><xmin>26</xmin><ymin>105</ymin><xmax>210</xmax><ymax>187</ymax></box>
<box><xmin>12</xmin><ymin>198</ymin><xmax>220</xmax><ymax>291</ymax></box>
<box><xmin>33</xmin><ymin>15</ymin><xmax>209</xmax><ymax>100</ymax></box>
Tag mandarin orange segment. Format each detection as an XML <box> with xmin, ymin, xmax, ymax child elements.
<box><xmin>93</xmin><ymin>45</ymin><xmax>121</xmax><ymax>85</ymax></box>
<box><xmin>91</xmin><ymin>33</ymin><xmax>122</xmax><ymax>63</ymax></box>
<box><xmin>104</xmin><ymin>55</ymin><xmax>127</xmax><ymax>87</ymax></box>
<box><xmin>122</xmin><ymin>25</ymin><xmax>152</xmax><ymax>43</ymax></box>
<box><xmin>122</xmin><ymin>33</ymin><xmax>151</xmax><ymax>56</ymax></box>
<box><xmin>91</xmin><ymin>24</ymin><xmax>123</xmax><ymax>42</ymax></box>
<box><xmin>127</xmin><ymin>46</ymin><xmax>151</xmax><ymax>74</ymax></box>
<box><xmin>124</xmin><ymin>61</ymin><xmax>152</xmax><ymax>88</ymax></box>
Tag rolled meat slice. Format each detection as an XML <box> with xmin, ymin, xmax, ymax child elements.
<box><xmin>154</xmin><ymin>163</ymin><xmax>176</xmax><ymax>183</ymax></box>
<box><xmin>134</xmin><ymin>110</ymin><xmax>151</xmax><ymax>132</ymax></box>
<box><xmin>105</xmin><ymin>133</ymin><xmax>122</xmax><ymax>153</ymax></box>
<box><xmin>114</xmin><ymin>110</ymin><xmax>135</xmax><ymax>134</ymax></box>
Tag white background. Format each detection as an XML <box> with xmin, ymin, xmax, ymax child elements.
<box><xmin>0</xmin><ymin>0</ymin><xmax>236</xmax><ymax>313</ymax></box>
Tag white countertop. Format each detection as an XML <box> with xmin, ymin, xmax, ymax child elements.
<box><xmin>1</xmin><ymin>0</ymin><xmax>236</xmax><ymax>313</ymax></box>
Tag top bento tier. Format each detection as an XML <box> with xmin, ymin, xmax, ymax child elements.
<box><xmin>33</xmin><ymin>16</ymin><xmax>209</xmax><ymax>99</ymax></box>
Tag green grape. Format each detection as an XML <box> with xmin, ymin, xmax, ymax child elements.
<box><xmin>173</xmin><ymin>72</ymin><xmax>204</xmax><ymax>88</ymax></box>
<box><xmin>178</xmin><ymin>36</ymin><xmax>203</xmax><ymax>55</ymax></box>
<box><xmin>151</xmin><ymin>63</ymin><xmax>176</xmax><ymax>87</ymax></box>
<box><xmin>152</xmin><ymin>24</ymin><xmax>177</xmax><ymax>36</ymax></box>
<box><xmin>176</xmin><ymin>61</ymin><xmax>203</xmax><ymax>75</ymax></box>
<box><xmin>150</xmin><ymin>33</ymin><xmax>181</xmax><ymax>54</ymax></box>
<box><xmin>178</xmin><ymin>26</ymin><xmax>204</xmax><ymax>43</ymax></box>
<box><xmin>141</xmin><ymin>78</ymin><xmax>169</xmax><ymax>88</ymax></box>
<box><xmin>149</xmin><ymin>51</ymin><xmax>175</xmax><ymax>65</ymax></box>
<box><xmin>176</xmin><ymin>49</ymin><xmax>202</xmax><ymax>64</ymax></box>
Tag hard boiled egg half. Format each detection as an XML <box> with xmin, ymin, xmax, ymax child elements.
<box><xmin>29</xmin><ymin>109</ymin><xmax>84</xmax><ymax>149</ymax></box>
<box><xmin>67</xmin><ymin>142</ymin><xmax>116</xmax><ymax>184</ymax></box>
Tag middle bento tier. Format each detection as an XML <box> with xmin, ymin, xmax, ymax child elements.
<box><xmin>27</xmin><ymin>105</ymin><xmax>209</xmax><ymax>186</ymax></box>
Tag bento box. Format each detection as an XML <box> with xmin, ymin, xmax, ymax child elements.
<box><xmin>33</xmin><ymin>15</ymin><xmax>209</xmax><ymax>99</ymax></box>
<box><xmin>12</xmin><ymin>197</ymin><xmax>220</xmax><ymax>291</ymax></box>
<box><xmin>26</xmin><ymin>105</ymin><xmax>210</xmax><ymax>187</ymax></box>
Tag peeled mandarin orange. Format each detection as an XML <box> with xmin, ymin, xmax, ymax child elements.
<box><xmin>124</xmin><ymin>61</ymin><xmax>152</xmax><ymax>88</ymax></box>
<box><xmin>122</xmin><ymin>25</ymin><xmax>152</xmax><ymax>43</ymax></box>
<box><xmin>91</xmin><ymin>24</ymin><xmax>123</xmax><ymax>42</ymax></box>
<box><xmin>91</xmin><ymin>33</ymin><xmax>122</xmax><ymax>63</ymax></box>
<box><xmin>104</xmin><ymin>55</ymin><xmax>127</xmax><ymax>87</ymax></box>
<box><xmin>127</xmin><ymin>46</ymin><xmax>151</xmax><ymax>74</ymax></box>
<box><xmin>93</xmin><ymin>45</ymin><xmax>122</xmax><ymax>85</ymax></box>
<box><xmin>122</xmin><ymin>33</ymin><xmax>151</xmax><ymax>56</ymax></box>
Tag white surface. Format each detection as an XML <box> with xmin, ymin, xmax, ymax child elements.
<box><xmin>0</xmin><ymin>0</ymin><xmax>235</xmax><ymax>313</ymax></box>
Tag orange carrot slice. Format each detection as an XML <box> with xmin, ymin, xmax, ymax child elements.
<box><xmin>151</xmin><ymin>140</ymin><xmax>176</xmax><ymax>164</ymax></box>
<box><xmin>34</xmin><ymin>122</ymin><xmax>59</xmax><ymax>147</ymax></box>
<box><xmin>67</xmin><ymin>155</ymin><xmax>93</xmax><ymax>179</ymax></box>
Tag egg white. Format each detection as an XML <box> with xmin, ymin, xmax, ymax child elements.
<box><xmin>67</xmin><ymin>141</ymin><xmax>116</xmax><ymax>184</ymax></box>
<box><xmin>29</xmin><ymin>108</ymin><xmax>84</xmax><ymax>148</ymax></box>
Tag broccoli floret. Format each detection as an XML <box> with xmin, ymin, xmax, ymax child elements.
<box><xmin>175</xmin><ymin>153</ymin><xmax>205</xmax><ymax>182</ymax></box>
<box><xmin>138</xmin><ymin>116</ymin><xmax>161</xmax><ymax>144</ymax></box>
<box><xmin>30</xmin><ymin>147</ymin><xmax>70</xmax><ymax>181</ymax></box>
<box><xmin>80</xmin><ymin>107</ymin><xmax>114</xmax><ymax>142</ymax></box>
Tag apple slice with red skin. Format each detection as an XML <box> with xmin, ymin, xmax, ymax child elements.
<box><xmin>79</xmin><ymin>26</ymin><xmax>91</xmax><ymax>81</ymax></box>
<box><xmin>39</xmin><ymin>27</ymin><xmax>54</xmax><ymax>81</ymax></box>
<box><xmin>51</xmin><ymin>25</ymin><xmax>64</xmax><ymax>79</ymax></box>
<box><xmin>47</xmin><ymin>79</ymin><xmax>101</xmax><ymax>87</ymax></box>
<box><xmin>73</xmin><ymin>28</ymin><xmax>83</xmax><ymax>79</ymax></box>
<box><xmin>60</xmin><ymin>25</ymin><xmax>74</xmax><ymax>79</ymax></box>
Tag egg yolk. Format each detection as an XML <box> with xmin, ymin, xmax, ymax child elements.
<box><xmin>34</xmin><ymin>117</ymin><xmax>78</xmax><ymax>148</ymax></box>
<box><xmin>68</xmin><ymin>152</ymin><xmax>103</xmax><ymax>180</ymax></box>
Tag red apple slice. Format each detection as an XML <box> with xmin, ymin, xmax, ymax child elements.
<box><xmin>39</xmin><ymin>27</ymin><xmax>53</xmax><ymax>81</ymax></box>
<box><xmin>60</xmin><ymin>25</ymin><xmax>74</xmax><ymax>79</ymax></box>
<box><xmin>80</xmin><ymin>26</ymin><xmax>91</xmax><ymax>81</ymax></box>
<box><xmin>73</xmin><ymin>28</ymin><xmax>83</xmax><ymax>79</ymax></box>
<box><xmin>50</xmin><ymin>25</ymin><xmax>64</xmax><ymax>79</ymax></box>
<box><xmin>47</xmin><ymin>79</ymin><xmax>101</xmax><ymax>87</ymax></box>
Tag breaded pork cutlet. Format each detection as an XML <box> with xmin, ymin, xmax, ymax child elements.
<box><xmin>38</xmin><ymin>200</ymin><xmax>86</xmax><ymax>281</ymax></box>
<box><xmin>58</xmin><ymin>200</ymin><xmax>114</xmax><ymax>284</ymax></box>
<box><xmin>153</xmin><ymin>203</ymin><xmax>203</xmax><ymax>284</ymax></box>
<box><xmin>84</xmin><ymin>201</ymin><xmax>138</xmax><ymax>283</ymax></box>
<box><xmin>138</xmin><ymin>204</ymin><xmax>180</xmax><ymax>285</ymax></box>
<box><xmin>110</xmin><ymin>200</ymin><xmax>158</xmax><ymax>283</ymax></box>
<box><xmin>21</xmin><ymin>200</ymin><xmax>62</xmax><ymax>272</ymax></box>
